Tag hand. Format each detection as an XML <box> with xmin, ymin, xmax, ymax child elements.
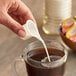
<box><xmin>0</xmin><ymin>0</ymin><xmax>35</xmax><ymax>37</ymax></box>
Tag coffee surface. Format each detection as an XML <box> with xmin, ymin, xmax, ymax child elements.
<box><xmin>25</xmin><ymin>48</ymin><xmax>65</xmax><ymax>76</ymax></box>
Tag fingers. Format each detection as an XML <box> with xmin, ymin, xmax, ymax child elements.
<box><xmin>0</xmin><ymin>0</ymin><xmax>36</xmax><ymax>38</ymax></box>
<box><xmin>16</xmin><ymin>0</ymin><xmax>36</xmax><ymax>24</ymax></box>
<box><xmin>0</xmin><ymin>12</ymin><xmax>25</xmax><ymax>37</ymax></box>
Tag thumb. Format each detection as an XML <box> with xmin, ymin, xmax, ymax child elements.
<box><xmin>0</xmin><ymin>12</ymin><xmax>25</xmax><ymax>37</ymax></box>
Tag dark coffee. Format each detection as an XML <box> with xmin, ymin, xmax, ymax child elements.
<box><xmin>25</xmin><ymin>48</ymin><xmax>65</xmax><ymax>76</ymax></box>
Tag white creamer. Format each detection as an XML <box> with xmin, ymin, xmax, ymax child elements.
<box><xmin>22</xmin><ymin>20</ymin><xmax>50</xmax><ymax>62</ymax></box>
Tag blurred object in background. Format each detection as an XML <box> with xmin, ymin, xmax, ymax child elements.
<box><xmin>22</xmin><ymin>0</ymin><xmax>44</xmax><ymax>27</ymax></box>
<box><xmin>42</xmin><ymin>0</ymin><xmax>72</xmax><ymax>35</ymax></box>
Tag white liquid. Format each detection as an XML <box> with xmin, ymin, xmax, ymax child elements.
<box><xmin>41</xmin><ymin>55</ymin><xmax>61</xmax><ymax>67</ymax></box>
<box><xmin>41</xmin><ymin>40</ymin><xmax>51</xmax><ymax>62</ymax></box>
<box><xmin>23</xmin><ymin>20</ymin><xmax>51</xmax><ymax>62</ymax></box>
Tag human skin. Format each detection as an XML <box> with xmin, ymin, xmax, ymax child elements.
<box><xmin>0</xmin><ymin>0</ymin><xmax>35</xmax><ymax>37</ymax></box>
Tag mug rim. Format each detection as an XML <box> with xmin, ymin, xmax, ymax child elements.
<box><xmin>22</xmin><ymin>39</ymin><xmax>68</xmax><ymax>68</ymax></box>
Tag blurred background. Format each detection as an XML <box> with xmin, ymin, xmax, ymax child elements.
<box><xmin>0</xmin><ymin>0</ymin><xmax>76</xmax><ymax>76</ymax></box>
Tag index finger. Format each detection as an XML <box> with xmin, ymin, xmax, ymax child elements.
<box><xmin>16</xmin><ymin>0</ymin><xmax>36</xmax><ymax>24</ymax></box>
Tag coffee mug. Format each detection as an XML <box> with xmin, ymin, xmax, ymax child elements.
<box><xmin>13</xmin><ymin>39</ymin><xmax>68</xmax><ymax>76</ymax></box>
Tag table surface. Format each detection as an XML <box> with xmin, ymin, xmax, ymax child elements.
<box><xmin>0</xmin><ymin>0</ymin><xmax>76</xmax><ymax>76</ymax></box>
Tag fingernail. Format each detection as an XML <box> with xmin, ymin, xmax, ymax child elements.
<box><xmin>18</xmin><ymin>30</ymin><xmax>25</xmax><ymax>37</ymax></box>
